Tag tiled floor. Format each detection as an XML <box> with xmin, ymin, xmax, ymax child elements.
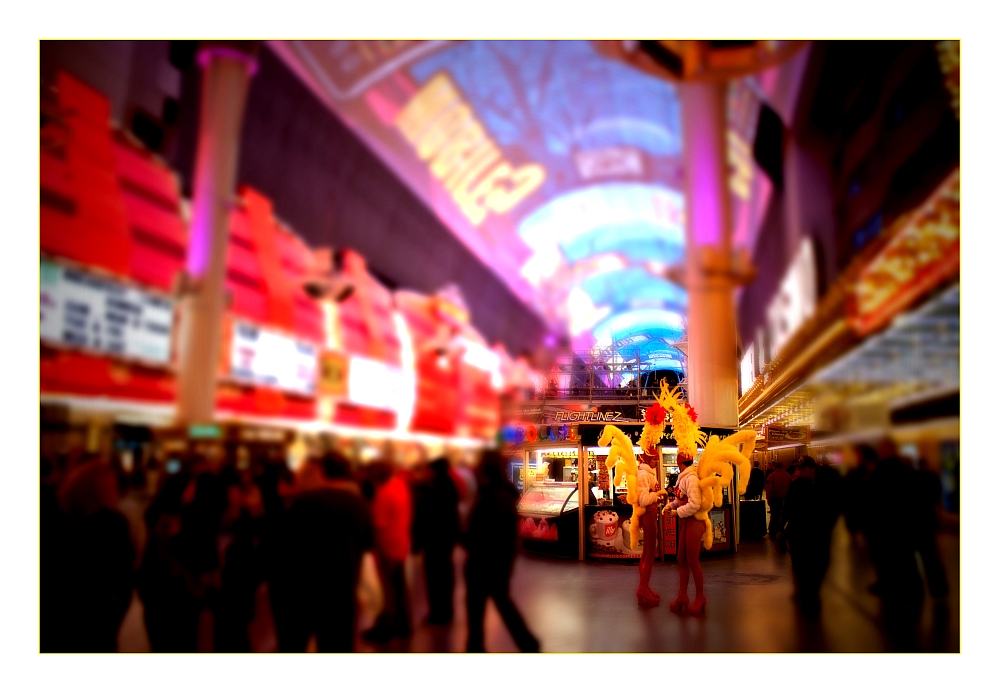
<box><xmin>117</xmin><ymin>518</ymin><xmax>959</xmax><ymax>653</ymax></box>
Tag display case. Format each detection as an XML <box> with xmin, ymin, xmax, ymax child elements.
<box><xmin>517</xmin><ymin>480</ymin><xmax>580</xmax><ymax>559</ymax></box>
<box><xmin>583</xmin><ymin>442</ymin><xmax>655</xmax><ymax>561</ymax></box>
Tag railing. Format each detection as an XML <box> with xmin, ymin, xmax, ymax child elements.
<box><xmin>519</xmin><ymin>348</ymin><xmax>687</xmax><ymax>404</ymax></box>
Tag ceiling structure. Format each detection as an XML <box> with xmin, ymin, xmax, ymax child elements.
<box><xmin>272</xmin><ymin>40</ymin><xmax>808</xmax><ymax>364</ymax></box>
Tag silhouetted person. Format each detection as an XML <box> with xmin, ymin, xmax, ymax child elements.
<box><xmin>863</xmin><ymin>443</ymin><xmax>924</xmax><ymax>651</ymax></box>
<box><xmin>416</xmin><ymin>457</ymin><xmax>461</xmax><ymax>624</ymax></box>
<box><xmin>43</xmin><ymin>461</ymin><xmax>135</xmax><ymax>652</ymax></box>
<box><xmin>844</xmin><ymin>444</ymin><xmax>879</xmax><ymax>537</ymax></box>
<box><xmin>213</xmin><ymin>461</ymin><xmax>266</xmax><ymax>652</ymax></box>
<box><xmin>745</xmin><ymin>461</ymin><xmax>765</xmax><ymax>500</ymax></box>
<box><xmin>137</xmin><ymin>462</ymin><xmax>196</xmax><ymax>652</ymax></box>
<box><xmin>40</xmin><ymin>456</ymin><xmax>70</xmax><ymax>652</ymax></box>
<box><xmin>362</xmin><ymin>460</ymin><xmax>413</xmax><ymax>643</ymax></box>
<box><xmin>137</xmin><ymin>455</ymin><xmax>226</xmax><ymax>652</ymax></box>
<box><xmin>764</xmin><ymin>461</ymin><xmax>792</xmax><ymax>538</ymax></box>
<box><xmin>913</xmin><ymin>458</ymin><xmax>949</xmax><ymax>600</ymax></box>
<box><xmin>779</xmin><ymin>456</ymin><xmax>840</xmax><ymax>620</ymax></box>
<box><xmin>269</xmin><ymin>453</ymin><xmax>373</xmax><ymax>652</ymax></box>
<box><xmin>464</xmin><ymin>451</ymin><xmax>540</xmax><ymax>653</ymax></box>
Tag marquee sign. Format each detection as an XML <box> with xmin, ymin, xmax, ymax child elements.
<box><xmin>229</xmin><ymin>320</ymin><xmax>318</xmax><ymax>396</ymax></box>
<box><xmin>40</xmin><ymin>260</ymin><xmax>174</xmax><ymax>366</ymax></box>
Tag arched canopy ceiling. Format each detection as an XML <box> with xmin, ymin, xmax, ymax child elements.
<box><xmin>271</xmin><ymin>40</ymin><xmax>800</xmax><ymax>353</ymax></box>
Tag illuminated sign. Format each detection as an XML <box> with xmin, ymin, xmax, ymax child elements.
<box><xmin>40</xmin><ymin>260</ymin><xmax>174</xmax><ymax>365</ymax></box>
<box><xmin>850</xmin><ymin>170</ymin><xmax>959</xmax><ymax>337</ymax></box>
<box><xmin>318</xmin><ymin>350</ymin><xmax>349</xmax><ymax>396</ymax></box>
<box><xmin>935</xmin><ymin>41</ymin><xmax>959</xmax><ymax>119</ymax></box>
<box><xmin>740</xmin><ymin>348</ymin><xmax>756</xmax><ymax>395</ymax></box>
<box><xmin>727</xmin><ymin>129</ymin><xmax>754</xmax><ymax>201</ymax></box>
<box><xmin>347</xmin><ymin>354</ymin><xmax>405</xmax><ymax>412</ymax></box>
<box><xmin>764</xmin><ymin>425</ymin><xmax>810</xmax><ymax>445</ymax></box>
<box><xmin>188</xmin><ymin>424</ymin><xmax>223</xmax><ymax>439</ymax></box>
<box><xmin>395</xmin><ymin>72</ymin><xmax>546</xmax><ymax>226</ymax></box>
<box><xmin>767</xmin><ymin>238</ymin><xmax>818</xmax><ymax>360</ymax></box>
<box><xmin>501</xmin><ymin>424</ymin><xmax>573</xmax><ymax>444</ymax></box>
<box><xmin>230</xmin><ymin>321</ymin><xmax>318</xmax><ymax>395</ymax></box>
<box><xmin>554</xmin><ymin>410</ymin><xmax>625</xmax><ymax>423</ymax></box>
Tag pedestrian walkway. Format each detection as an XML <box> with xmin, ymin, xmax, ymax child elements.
<box><xmin>116</xmin><ymin>518</ymin><xmax>959</xmax><ymax>653</ymax></box>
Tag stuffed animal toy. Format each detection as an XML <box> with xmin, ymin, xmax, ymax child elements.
<box><xmin>598</xmin><ymin>424</ymin><xmax>641</xmax><ymax>546</ymax></box>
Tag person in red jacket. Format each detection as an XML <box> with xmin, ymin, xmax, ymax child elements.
<box><xmin>765</xmin><ymin>461</ymin><xmax>793</xmax><ymax>539</ymax></box>
<box><xmin>362</xmin><ymin>460</ymin><xmax>413</xmax><ymax>643</ymax></box>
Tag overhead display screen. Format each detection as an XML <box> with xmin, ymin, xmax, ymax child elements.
<box><xmin>273</xmin><ymin>40</ymin><xmax>799</xmax><ymax>345</ymax></box>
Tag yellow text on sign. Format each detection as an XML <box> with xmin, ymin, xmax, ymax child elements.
<box><xmin>396</xmin><ymin>73</ymin><xmax>546</xmax><ymax>226</ymax></box>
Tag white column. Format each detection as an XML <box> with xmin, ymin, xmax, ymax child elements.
<box><xmin>176</xmin><ymin>43</ymin><xmax>257</xmax><ymax>426</ymax></box>
<box><xmin>679</xmin><ymin>81</ymin><xmax>740</xmax><ymax>430</ymax></box>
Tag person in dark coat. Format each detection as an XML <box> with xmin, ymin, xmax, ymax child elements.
<box><xmin>844</xmin><ymin>444</ymin><xmax>879</xmax><ymax>537</ymax></box>
<box><xmin>43</xmin><ymin>461</ymin><xmax>135</xmax><ymax>652</ymax></box>
<box><xmin>744</xmin><ymin>461</ymin><xmax>766</xmax><ymax>500</ymax></box>
<box><xmin>464</xmin><ymin>451</ymin><xmax>540</xmax><ymax>653</ymax></box>
<box><xmin>417</xmin><ymin>457</ymin><xmax>461</xmax><ymax>624</ymax></box>
<box><xmin>269</xmin><ymin>453</ymin><xmax>374</xmax><ymax>652</ymax></box>
<box><xmin>213</xmin><ymin>460</ymin><xmax>266</xmax><ymax>652</ymax></box>
<box><xmin>862</xmin><ymin>443</ymin><xmax>924</xmax><ymax>651</ymax></box>
<box><xmin>779</xmin><ymin>456</ymin><xmax>841</xmax><ymax>620</ymax></box>
<box><xmin>764</xmin><ymin>461</ymin><xmax>792</xmax><ymax>538</ymax></box>
<box><xmin>138</xmin><ymin>455</ymin><xmax>227</xmax><ymax>652</ymax></box>
<box><xmin>912</xmin><ymin>458</ymin><xmax>948</xmax><ymax>600</ymax></box>
<box><xmin>137</xmin><ymin>463</ymin><xmax>196</xmax><ymax>652</ymax></box>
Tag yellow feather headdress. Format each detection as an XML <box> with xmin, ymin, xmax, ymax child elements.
<box><xmin>653</xmin><ymin>381</ymin><xmax>706</xmax><ymax>459</ymax></box>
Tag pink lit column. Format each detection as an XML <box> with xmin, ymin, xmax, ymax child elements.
<box><xmin>176</xmin><ymin>43</ymin><xmax>257</xmax><ymax>426</ymax></box>
<box><xmin>679</xmin><ymin>81</ymin><xmax>739</xmax><ymax>429</ymax></box>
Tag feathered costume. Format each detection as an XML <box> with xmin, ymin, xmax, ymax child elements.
<box><xmin>657</xmin><ymin>383</ymin><xmax>756</xmax><ymax>549</ymax></box>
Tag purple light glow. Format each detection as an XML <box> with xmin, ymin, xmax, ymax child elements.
<box><xmin>197</xmin><ymin>46</ymin><xmax>259</xmax><ymax>76</ymax></box>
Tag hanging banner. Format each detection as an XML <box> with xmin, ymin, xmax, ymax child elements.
<box><xmin>40</xmin><ymin>260</ymin><xmax>174</xmax><ymax>366</ymax></box>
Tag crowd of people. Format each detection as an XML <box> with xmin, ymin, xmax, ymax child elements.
<box><xmin>40</xmin><ymin>445</ymin><xmax>539</xmax><ymax>654</ymax></box>
<box><xmin>762</xmin><ymin>442</ymin><xmax>949</xmax><ymax>650</ymax></box>
<box><xmin>39</xmin><ymin>435</ymin><xmax>951</xmax><ymax>654</ymax></box>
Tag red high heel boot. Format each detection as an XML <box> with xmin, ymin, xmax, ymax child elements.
<box><xmin>688</xmin><ymin>596</ymin><xmax>706</xmax><ymax>613</ymax></box>
<box><xmin>668</xmin><ymin>595</ymin><xmax>688</xmax><ymax>612</ymax></box>
<box><xmin>637</xmin><ymin>586</ymin><xmax>661</xmax><ymax>607</ymax></box>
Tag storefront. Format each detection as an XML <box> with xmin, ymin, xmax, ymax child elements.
<box><xmin>502</xmin><ymin>422</ymin><xmax>583</xmax><ymax>560</ymax></box>
<box><xmin>739</xmin><ymin>169</ymin><xmax>960</xmax><ymax>516</ymax></box>
<box><xmin>576</xmin><ymin>424</ymin><xmax>740</xmax><ymax>563</ymax></box>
